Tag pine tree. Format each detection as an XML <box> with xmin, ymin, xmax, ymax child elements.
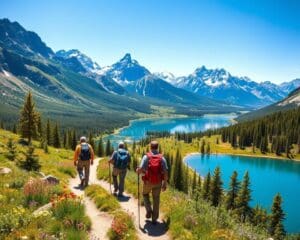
<box><xmin>71</xmin><ymin>130</ymin><xmax>77</xmax><ymax>150</ymax></box>
<box><xmin>63</xmin><ymin>131</ymin><xmax>68</xmax><ymax>148</ymax></box>
<box><xmin>270</xmin><ymin>194</ymin><xmax>285</xmax><ymax>237</ymax></box>
<box><xmin>52</xmin><ymin>123</ymin><xmax>61</xmax><ymax>148</ymax></box>
<box><xmin>46</xmin><ymin>119</ymin><xmax>51</xmax><ymax>146</ymax></box>
<box><xmin>19</xmin><ymin>145</ymin><xmax>41</xmax><ymax>171</ymax></box>
<box><xmin>43</xmin><ymin>141</ymin><xmax>49</xmax><ymax>154</ymax></box>
<box><xmin>89</xmin><ymin>132</ymin><xmax>95</xmax><ymax>151</ymax></box>
<box><xmin>252</xmin><ymin>205</ymin><xmax>268</xmax><ymax>228</ymax></box>
<box><xmin>206</xmin><ymin>142</ymin><xmax>211</xmax><ymax>154</ymax></box>
<box><xmin>235</xmin><ymin>171</ymin><xmax>252</xmax><ymax>222</ymax></box>
<box><xmin>37</xmin><ymin>115</ymin><xmax>43</xmax><ymax>139</ymax></box>
<box><xmin>12</xmin><ymin>124</ymin><xmax>17</xmax><ymax>134</ymax></box>
<box><xmin>106</xmin><ymin>139</ymin><xmax>112</xmax><ymax>156</ymax></box>
<box><xmin>0</xmin><ymin>121</ymin><xmax>4</xmax><ymax>129</ymax></box>
<box><xmin>200</xmin><ymin>139</ymin><xmax>205</xmax><ymax>154</ymax></box>
<box><xmin>273</xmin><ymin>222</ymin><xmax>285</xmax><ymax>240</ymax></box>
<box><xmin>202</xmin><ymin>172</ymin><xmax>211</xmax><ymax>200</ymax></box>
<box><xmin>216</xmin><ymin>137</ymin><xmax>219</xmax><ymax>144</ymax></box>
<box><xmin>209</xmin><ymin>166</ymin><xmax>223</xmax><ymax>206</ymax></box>
<box><xmin>97</xmin><ymin>137</ymin><xmax>104</xmax><ymax>157</ymax></box>
<box><xmin>225</xmin><ymin>171</ymin><xmax>240</xmax><ymax>210</ymax></box>
<box><xmin>191</xmin><ymin>169</ymin><xmax>197</xmax><ymax>196</ymax></box>
<box><xmin>6</xmin><ymin>138</ymin><xmax>17</xmax><ymax>161</ymax></box>
<box><xmin>19</xmin><ymin>92</ymin><xmax>39</xmax><ymax>143</ymax></box>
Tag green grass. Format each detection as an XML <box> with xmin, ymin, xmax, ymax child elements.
<box><xmin>96</xmin><ymin>158</ymin><xmax>269</xmax><ymax>240</ymax></box>
<box><xmin>0</xmin><ymin>129</ymin><xmax>91</xmax><ymax>239</ymax></box>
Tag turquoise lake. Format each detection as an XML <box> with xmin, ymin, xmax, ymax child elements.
<box><xmin>107</xmin><ymin>114</ymin><xmax>300</xmax><ymax>233</ymax></box>
<box><xmin>185</xmin><ymin>154</ymin><xmax>300</xmax><ymax>233</ymax></box>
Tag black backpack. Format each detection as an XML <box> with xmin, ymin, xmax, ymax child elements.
<box><xmin>79</xmin><ymin>143</ymin><xmax>91</xmax><ymax>161</ymax></box>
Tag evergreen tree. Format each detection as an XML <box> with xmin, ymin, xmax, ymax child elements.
<box><xmin>71</xmin><ymin>130</ymin><xmax>77</xmax><ymax>150</ymax></box>
<box><xmin>200</xmin><ymin>139</ymin><xmax>205</xmax><ymax>154</ymax></box>
<box><xmin>270</xmin><ymin>194</ymin><xmax>286</xmax><ymax>237</ymax></box>
<box><xmin>191</xmin><ymin>169</ymin><xmax>197</xmax><ymax>196</ymax></box>
<box><xmin>235</xmin><ymin>171</ymin><xmax>252</xmax><ymax>222</ymax></box>
<box><xmin>12</xmin><ymin>124</ymin><xmax>17</xmax><ymax>134</ymax></box>
<box><xmin>171</xmin><ymin>148</ymin><xmax>184</xmax><ymax>191</ymax></box>
<box><xmin>202</xmin><ymin>171</ymin><xmax>211</xmax><ymax>200</ymax></box>
<box><xmin>0</xmin><ymin>121</ymin><xmax>4</xmax><ymax>129</ymax></box>
<box><xmin>183</xmin><ymin>164</ymin><xmax>189</xmax><ymax>194</ymax></box>
<box><xmin>63</xmin><ymin>131</ymin><xmax>68</xmax><ymax>148</ymax></box>
<box><xmin>89</xmin><ymin>132</ymin><xmax>95</xmax><ymax>151</ymax></box>
<box><xmin>6</xmin><ymin>138</ymin><xmax>17</xmax><ymax>161</ymax></box>
<box><xmin>43</xmin><ymin>141</ymin><xmax>49</xmax><ymax>154</ymax></box>
<box><xmin>19</xmin><ymin>145</ymin><xmax>41</xmax><ymax>171</ymax></box>
<box><xmin>216</xmin><ymin>137</ymin><xmax>219</xmax><ymax>144</ymax></box>
<box><xmin>252</xmin><ymin>205</ymin><xmax>268</xmax><ymax>229</ymax></box>
<box><xmin>273</xmin><ymin>222</ymin><xmax>285</xmax><ymax>240</ymax></box>
<box><xmin>37</xmin><ymin>115</ymin><xmax>43</xmax><ymax>139</ymax></box>
<box><xmin>209</xmin><ymin>166</ymin><xmax>223</xmax><ymax>206</ymax></box>
<box><xmin>19</xmin><ymin>92</ymin><xmax>39</xmax><ymax>143</ymax></box>
<box><xmin>46</xmin><ymin>119</ymin><xmax>51</xmax><ymax>146</ymax></box>
<box><xmin>52</xmin><ymin>123</ymin><xmax>61</xmax><ymax>148</ymax></box>
<box><xmin>225</xmin><ymin>171</ymin><xmax>240</xmax><ymax>210</ymax></box>
<box><xmin>206</xmin><ymin>142</ymin><xmax>211</xmax><ymax>154</ymax></box>
<box><xmin>106</xmin><ymin>139</ymin><xmax>112</xmax><ymax>156</ymax></box>
<box><xmin>97</xmin><ymin>137</ymin><xmax>104</xmax><ymax>157</ymax></box>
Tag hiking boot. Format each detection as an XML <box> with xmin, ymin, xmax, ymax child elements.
<box><xmin>80</xmin><ymin>178</ymin><xmax>85</xmax><ymax>187</ymax></box>
<box><xmin>117</xmin><ymin>193</ymin><xmax>124</xmax><ymax>198</ymax></box>
<box><xmin>151</xmin><ymin>219</ymin><xmax>158</xmax><ymax>225</ymax></box>
<box><xmin>146</xmin><ymin>211</ymin><xmax>152</xmax><ymax>219</ymax></box>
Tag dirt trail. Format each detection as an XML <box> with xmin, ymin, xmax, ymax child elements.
<box><xmin>69</xmin><ymin>158</ymin><xmax>170</xmax><ymax>240</ymax></box>
<box><xmin>94</xmin><ymin>158</ymin><xmax>170</xmax><ymax>240</ymax></box>
<box><xmin>68</xmin><ymin>159</ymin><xmax>113</xmax><ymax>240</ymax></box>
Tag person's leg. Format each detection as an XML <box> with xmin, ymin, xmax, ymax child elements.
<box><xmin>112</xmin><ymin>168</ymin><xmax>119</xmax><ymax>193</ymax></box>
<box><xmin>152</xmin><ymin>183</ymin><xmax>162</xmax><ymax>222</ymax></box>
<box><xmin>77</xmin><ymin>160</ymin><xmax>84</xmax><ymax>186</ymax></box>
<box><xmin>84</xmin><ymin>161</ymin><xmax>90</xmax><ymax>186</ymax></box>
<box><xmin>118</xmin><ymin>169</ymin><xmax>127</xmax><ymax>195</ymax></box>
<box><xmin>142</xmin><ymin>183</ymin><xmax>153</xmax><ymax>218</ymax></box>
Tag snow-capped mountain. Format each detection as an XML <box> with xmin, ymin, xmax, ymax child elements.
<box><xmin>157</xmin><ymin>66</ymin><xmax>297</xmax><ymax>108</ymax></box>
<box><xmin>99</xmin><ymin>53</ymin><xmax>150</xmax><ymax>87</ymax></box>
<box><xmin>56</xmin><ymin>49</ymin><xmax>101</xmax><ymax>73</ymax></box>
<box><xmin>279</xmin><ymin>79</ymin><xmax>300</xmax><ymax>94</ymax></box>
<box><xmin>154</xmin><ymin>71</ymin><xmax>177</xmax><ymax>84</ymax></box>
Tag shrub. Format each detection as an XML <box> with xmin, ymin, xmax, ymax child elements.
<box><xmin>107</xmin><ymin>211</ymin><xmax>136</xmax><ymax>240</ymax></box>
<box><xmin>23</xmin><ymin>178</ymin><xmax>52</xmax><ymax>206</ymax></box>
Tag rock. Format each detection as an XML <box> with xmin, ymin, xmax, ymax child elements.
<box><xmin>33</xmin><ymin>202</ymin><xmax>52</xmax><ymax>216</ymax></box>
<box><xmin>0</xmin><ymin>167</ymin><xmax>12</xmax><ymax>174</ymax></box>
<box><xmin>42</xmin><ymin>175</ymin><xmax>60</xmax><ymax>185</ymax></box>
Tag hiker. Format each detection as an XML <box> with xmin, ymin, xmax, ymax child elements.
<box><xmin>136</xmin><ymin>140</ymin><xmax>168</xmax><ymax>224</ymax></box>
<box><xmin>74</xmin><ymin>136</ymin><xmax>94</xmax><ymax>188</ymax></box>
<box><xmin>109</xmin><ymin>141</ymin><xmax>131</xmax><ymax>197</ymax></box>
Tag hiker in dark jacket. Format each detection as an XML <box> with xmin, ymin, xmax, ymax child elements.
<box><xmin>74</xmin><ymin>136</ymin><xmax>94</xmax><ymax>188</ymax></box>
<box><xmin>109</xmin><ymin>141</ymin><xmax>131</xmax><ymax>197</ymax></box>
<box><xmin>136</xmin><ymin>140</ymin><xmax>168</xmax><ymax>224</ymax></box>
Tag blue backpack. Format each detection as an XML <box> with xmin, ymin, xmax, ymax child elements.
<box><xmin>115</xmin><ymin>149</ymin><xmax>129</xmax><ymax>169</ymax></box>
<box><xmin>79</xmin><ymin>143</ymin><xmax>91</xmax><ymax>161</ymax></box>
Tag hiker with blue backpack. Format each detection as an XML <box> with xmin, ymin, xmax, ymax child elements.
<box><xmin>109</xmin><ymin>141</ymin><xmax>131</xmax><ymax>197</ymax></box>
<box><xmin>136</xmin><ymin>140</ymin><xmax>168</xmax><ymax>224</ymax></box>
<box><xmin>74</xmin><ymin>136</ymin><xmax>94</xmax><ymax>188</ymax></box>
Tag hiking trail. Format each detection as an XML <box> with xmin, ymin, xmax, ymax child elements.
<box><xmin>69</xmin><ymin>158</ymin><xmax>170</xmax><ymax>240</ymax></box>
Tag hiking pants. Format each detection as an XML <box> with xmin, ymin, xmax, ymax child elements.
<box><xmin>143</xmin><ymin>182</ymin><xmax>162</xmax><ymax>221</ymax></box>
<box><xmin>77</xmin><ymin>160</ymin><xmax>90</xmax><ymax>185</ymax></box>
<box><xmin>112</xmin><ymin>168</ymin><xmax>127</xmax><ymax>194</ymax></box>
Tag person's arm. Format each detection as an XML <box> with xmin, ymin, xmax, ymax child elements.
<box><xmin>109</xmin><ymin>151</ymin><xmax>116</xmax><ymax>165</ymax></box>
<box><xmin>136</xmin><ymin>155</ymin><xmax>147</xmax><ymax>174</ymax></box>
<box><xmin>74</xmin><ymin>145</ymin><xmax>80</xmax><ymax>166</ymax></box>
<box><xmin>89</xmin><ymin>144</ymin><xmax>94</xmax><ymax>165</ymax></box>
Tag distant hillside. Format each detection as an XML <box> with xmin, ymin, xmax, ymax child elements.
<box><xmin>237</xmin><ymin>87</ymin><xmax>300</xmax><ymax>121</ymax></box>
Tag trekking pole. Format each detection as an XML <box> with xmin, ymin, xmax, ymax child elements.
<box><xmin>137</xmin><ymin>172</ymin><xmax>141</xmax><ymax>229</ymax></box>
<box><xmin>108</xmin><ymin>162</ymin><xmax>112</xmax><ymax>194</ymax></box>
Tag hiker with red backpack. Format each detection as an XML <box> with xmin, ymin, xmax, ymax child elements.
<box><xmin>74</xmin><ymin>136</ymin><xmax>94</xmax><ymax>188</ymax></box>
<box><xmin>109</xmin><ymin>141</ymin><xmax>131</xmax><ymax>197</ymax></box>
<box><xmin>136</xmin><ymin>140</ymin><xmax>168</xmax><ymax>224</ymax></box>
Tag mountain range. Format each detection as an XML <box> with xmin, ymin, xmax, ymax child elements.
<box><xmin>0</xmin><ymin>18</ymin><xmax>241</xmax><ymax>131</ymax></box>
<box><xmin>0</xmin><ymin>18</ymin><xmax>299</xmax><ymax>130</ymax></box>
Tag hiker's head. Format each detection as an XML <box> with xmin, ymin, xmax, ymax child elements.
<box><xmin>80</xmin><ymin>136</ymin><xmax>87</xmax><ymax>143</ymax></box>
<box><xmin>150</xmin><ymin>141</ymin><xmax>159</xmax><ymax>151</ymax></box>
<box><xmin>118</xmin><ymin>141</ymin><xmax>125</xmax><ymax>149</ymax></box>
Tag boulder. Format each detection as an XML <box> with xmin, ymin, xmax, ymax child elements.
<box><xmin>41</xmin><ymin>175</ymin><xmax>60</xmax><ymax>185</ymax></box>
<box><xmin>0</xmin><ymin>167</ymin><xmax>12</xmax><ymax>174</ymax></box>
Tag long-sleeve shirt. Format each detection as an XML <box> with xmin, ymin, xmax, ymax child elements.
<box><xmin>74</xmin><ymin>143</ymin><xmax>94</xmax><ymax>163</ymax></box>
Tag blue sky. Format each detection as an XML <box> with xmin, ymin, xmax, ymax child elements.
<box><xmin>1</xmin><ymin>0</ymin><xmax>300</xmax><ymax>83</ymax></box>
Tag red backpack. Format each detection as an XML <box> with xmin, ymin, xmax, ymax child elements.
<box><xmin>142</xmin><ymin>152</ymin><xmax>164</xmax><ymax>184</ymax></box>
